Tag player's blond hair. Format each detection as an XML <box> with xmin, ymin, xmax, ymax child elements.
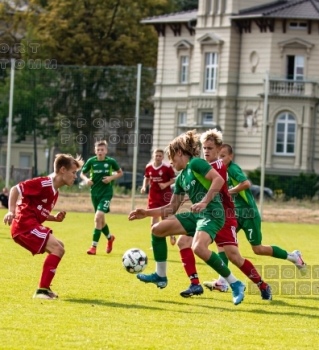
<box><xmin>54</xmin><ymin>154</ymin><xmax>84</xmax><ymax>173</ymax></box>
<box><xmin>166</xmin><ymin>129</ymin><xmax>200</xmax><ymax>160</ymax></box>
<box><xmin>95</xmin><ymin>140</ymin><xmax>108</xmax><ymax>148</ymax></box>
<box><xmin>200</xmin><ymin>128</ymin><xmax>223</xmax><ymax>146</ymax></box>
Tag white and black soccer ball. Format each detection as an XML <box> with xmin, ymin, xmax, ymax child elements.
<box><xmin>122</xmin><ymin>248</ymin><xmax>148</xmax><ymax>274</ymax></box>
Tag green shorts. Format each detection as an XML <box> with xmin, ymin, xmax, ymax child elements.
<box><xmin>237</xmin><ymin>215</ymin><xmax>262</xmax><ymax>246</ymax></box>
<box><xmin>175</xmin><ymin>210</ymin><xmax>225</xmax><ymax>242</ymax></box>
<box><xmin>91</xmin><ymin>194</ymin><xmax>113</xmax><ymax>213</ymax></box>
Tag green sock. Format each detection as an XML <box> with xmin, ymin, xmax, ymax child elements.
<box><xmin>271</xmin><ymin>245</ymin><xmax>288</xmax><ymax>259</ymax></box>
<box><xmin>151</xmin><ymin>234</ymin><xmax>167</xmax><ymax>262</ymax></box>
<box><xmin>102</xmin><ymin>224</ymin><xmax>111</xmax><ymax>239</ymax></box>
<box><xmin>93</xmin><ymin>229</ymin><xmax>102</xmax><ymax>244</ymax></box>
<box><xmin>205</xmin><ymin>252</ymin><xmax>231</xmax><ymax>278</ymax></box>
<box><xmin>218</xmin><ymin>251</ymin><xmax>229</xmax><ymax>266</ymax></box>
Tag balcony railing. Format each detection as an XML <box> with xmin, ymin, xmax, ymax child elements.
<box><xmin>269</xmin><ymin>79</ymin><xmax>318</xmax><ymax>97</ymax></box>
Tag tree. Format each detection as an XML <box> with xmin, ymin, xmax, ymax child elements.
<box><xmin>174</xmin><ymin>0</ymin><xmax>198</xmax><ymax>11</ymax></box>
<box><xmin>0</xmin><ymin>66</ymin><xmax>58</xmax><ymax>176</ymax></box>
<box><xmin>28</xmin><ymin>0</ymin><xmax>176</xmax><ymax>67</ymax></box>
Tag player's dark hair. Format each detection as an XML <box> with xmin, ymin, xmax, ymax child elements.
<box><xmin>221</xmin><ymin>143</ymin><xmax>233</xmax><ymax>154</ymax></box>
<box><xmin>166</xmin><ymin>129</ymin><xmax>200</xmax><ymax>160</ymax></box>
<box><xmin>54</xmin><ymin>154</ymin><xmax>84</xmax><ymax>173</ymax></box>
<box><xmin>95</xmin><ymin>140</ymin><xmax>108</xmax><ymax>148</ymax></box>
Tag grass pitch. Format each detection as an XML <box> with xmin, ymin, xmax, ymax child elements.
<box><xmin>0</xmin><ymin>209</ymin><xmax>318</xmax><ymax>350</ymax></box>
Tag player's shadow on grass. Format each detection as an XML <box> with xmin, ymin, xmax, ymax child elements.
<box><xmin>63</xmin><ymin>298</ymin><xmax>166</xmax><ymax>311</ymax></box>
<box><xmin>155</xmin><ymin>299</ymin><xmax>319</xmax><ymax>317</ymax></box>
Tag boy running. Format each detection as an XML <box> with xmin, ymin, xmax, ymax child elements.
<box><xmin>204</xmin><ymin>144</ymin><xmax>307</xmax><ymax>291</ymax></box>
<box><xmin>80</xmin><ymin>140</ymin><xmax>123</xmax><ymax>255</ymax></box>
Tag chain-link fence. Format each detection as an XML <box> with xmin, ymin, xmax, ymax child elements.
<box><xmin>0</xmin><ymin>64</ymin><xmax>156</xmax><ymax>180</ymax></box>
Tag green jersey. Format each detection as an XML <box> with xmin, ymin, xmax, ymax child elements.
<box><xmin>174</xmin><ymin>157</ymin><xmax>223</xmax><ymax>214</ymax></box>
<box><xmin>82</xmin><ymin>156</ymin><xmax>121</xmax><ymax>197</ymax></box>
<box><xmin>227</xmin><ymin>161</ymin><xmax>260</xmax><ymax>219</ymax></box>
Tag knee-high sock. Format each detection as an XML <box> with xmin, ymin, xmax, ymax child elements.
<box><xmin>39</xmin><ymin>254</ymin><xmax>61</xmax><ymax>289</ymax></box>
<box><xmin>152</xmin><ymin>234</ymin><xmax>167</xmax><ymax>262</ymax></box>
<box><xmin>180</xmin><ymin>248</ymin><xmax>200</xmax><ymax>284</ymax></box>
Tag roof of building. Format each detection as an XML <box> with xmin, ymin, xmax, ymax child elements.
<box><xmin>232</xmin><ymin>0</ymin><xmax>319</xmax><ymax>20</ymax></box>
<box><xmin>140</xmin><ymin>9</ymin><xmax>197</xmax><ymax>24</ymax></box>
<box><xmin>141</xmin><ymin>1</ymin><xmax>319</xmax><ymax>24</ymax></box>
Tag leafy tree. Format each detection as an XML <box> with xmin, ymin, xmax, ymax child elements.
<box><xmin>0</xmin><ymin>66</ymin><xmax>58</xmax><ymax>176</ymax></box>
<box><xmin>28</xmin><ymin>0</ymin><xmax>175</xmax><ymax>67</ymax></box>
<box><xmin>174</xmin><ymin>0</ymin><xmax>198</xmax><ymax>11</ymax></box>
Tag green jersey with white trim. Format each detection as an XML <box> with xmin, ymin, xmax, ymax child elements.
<box><xmin>82</xmin><ymin>156</ymin><xmax>121</xmax><ymax>197</ymax></box>
<box><xmin>174</xmin><ymin>157</ymin><xmax>223</xmax><ymax>213</ymax></box>
<box><xmin>227</xmin><ymin>161</ymin><xmax>260</xmax><ymax>218</ymax></box>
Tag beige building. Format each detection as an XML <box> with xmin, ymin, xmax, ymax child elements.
<box><xmin>142</xmin><ymin>0</ymin><xmax>319</xmax><ymax>175</ymax></box>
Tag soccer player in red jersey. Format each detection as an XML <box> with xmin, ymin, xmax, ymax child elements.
<box><xmin>140</xmin><ymin>149</ymin><xmax>176</xmax><ymax>245</ymax></box>
<box><xmin>3</xmin><ymin>154</ymin><xmax>84</xmax><ymax>300</ymax></box>
<box><xmin>177</xmin><ymin>129</ymin><xmax>272</xmax><ymax>300</ymax></box>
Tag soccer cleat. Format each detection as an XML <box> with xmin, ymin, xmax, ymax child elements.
<box><xmin>136</xmin><ymin>272</ymin><xmax>168</xmax><ymax>289</ymax></box>
<box><xmin>292</xmin><ymin>250</ymin><xmax>307</xmax><ymax>276</ymax></box>
<box><xmin>203</xmin><ymin>279</ymin><xmax>229</xmax><ymax>292</ymax></box>
<box><xmin>33</xmin><ymin>288</ymin><xmax>57</xmax><ymax>300</ymax></box>
<box><xmin>170</xmin><ymin>235</ymin><xmax>177</xmax><ymax>246</ymax></box>
<box><xmin>87</xmin><ymin>247</ymin><xmax>97</xmax><ymax>255</ymax></box>
<box><xmin>230</xmin><ymin>280</ymin><xmax>246</xmax><ymax>305</ymax></box>
<box><xmin>259</xmin><ymin>284</ymin><xmax>272</xmax><ymax>301</ymax></box>
<box><xmin>106</xmin><ymin>235</ymin><xmax>115</xmax><ymax>254</ymax></box>
<box><xmin>180</xmin><ymin>283</ymin><xmax>204</xmax><ymax>298</ymax></box>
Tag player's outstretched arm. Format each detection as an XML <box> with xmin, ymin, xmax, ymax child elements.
<box><xmin>128</xmin><ymin>209</ymin><xmax>148</xmax><ymax>221</ymax></box>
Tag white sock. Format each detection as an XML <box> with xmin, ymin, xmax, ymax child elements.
<box><xmin>287</xmin><ymin>252</ymin><xmax>296</xmax><ymax>262</ymax></box>
<box><xmin>224</xmin><ymin>273</ymin><xmax>237</xmax><ymax>285</ymax></box>
<box><xmin>156</xmin><ymin>262</ymin><xmax>167</xmax><ymax>277</ymax></box>
<box><xmin>217</xmin><ymin>275</ymin><xmax>227</xmax><ymax>284</ymax></box>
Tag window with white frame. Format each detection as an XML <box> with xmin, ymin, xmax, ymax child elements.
<box><xmin>287</xmin><ymin>55</ymin><xmax>304</xmax><ymax>80</ymax></box>
<box><xmin>178</xmin><ymin>112</ymin><xmax>187</xmax><ymax>125</ymax></box>
<box><xmin>180</xmin><ymin>56</ymin><xmax>189</xmax><ymax>84</ymax></box>
<box><xmin>204</xmin><ymin>53</ymin><xmax>218</xmax><ymax>92</ymax></box>
<box><xmin>275</xmin><ymin>113</ymin><xmax>296</xmax><ymax>155</ymax></box>
<box><xmin>202</xmin><ymin>112</ymin><xmax>213</xmax><ymax>125</ymax></box>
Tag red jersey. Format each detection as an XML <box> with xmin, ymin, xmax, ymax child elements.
<box><xmin>210</xmin><ymin>159</ymin><xmax>237</xmax><ymax>227</ymax></box>
<box><xmin>12</xmin><ymin>176</ymin><xmax>59</xmax><ymax>236</ymax></box>
<box><xmin>144</xmin><ymin>162</ymin><xmax>175</xmax><ymax>208</ymax></box>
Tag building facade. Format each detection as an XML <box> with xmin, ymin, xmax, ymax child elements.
<box><xmin>142</xmin><ymin>0</ymin><xmax>319</xmax><ymax>175</ymax></box>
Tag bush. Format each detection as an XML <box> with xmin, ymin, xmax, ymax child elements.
<box><xmin>247</xmin><ymin>170</ymin><xmax>319</xmax><ymax>200</ymax></box>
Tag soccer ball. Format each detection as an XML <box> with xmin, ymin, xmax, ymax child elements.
<box><xmin>122</xmin><ymin>248</ymin><xmax>148</xmax><ymax>274</ymax></box>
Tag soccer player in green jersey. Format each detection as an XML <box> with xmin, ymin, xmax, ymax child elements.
<box><xmin>128</xmin><ymin>130</ymin><xmax>246</xmax><ymax>305</ymax></box>
<box><xmin>204</xmin><ymin>143</ymin><xmax>307</xmax><ymax>291</ymax></box>
<box><xmin>80</xmin><ymin>140</ymin><xmax>123</xmax><ymax>255</ymax></box>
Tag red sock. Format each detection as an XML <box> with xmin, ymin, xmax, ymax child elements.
<box><xmin>39</xmin><ymin>254</ymin><xmax>61</xmax><ymax>289</ymax></box>
<box><xmin>180</xmin><ymin>248</ymin><xmax>200</xmax><ymax>285</ymax></box>
<box><xmin>240</xmin><ymin>259</ymin><xmax>267</xmax><ymax>289</ymax></box>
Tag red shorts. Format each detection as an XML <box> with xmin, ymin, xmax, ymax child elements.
<box><xmin>11</xmin><ymin>221</ymin><xmax>52</xmax><ymax>255</ymax></box>
<box><xmin>214</xmin><ymin>220</ymin><xmax>238</xmax><ymax>247</ymax></box>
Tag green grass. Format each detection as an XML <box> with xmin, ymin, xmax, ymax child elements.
<box><xmin>0</xmin><ymin>209</ymin><xmax>318</xmax><ymax>350</ymax></box>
